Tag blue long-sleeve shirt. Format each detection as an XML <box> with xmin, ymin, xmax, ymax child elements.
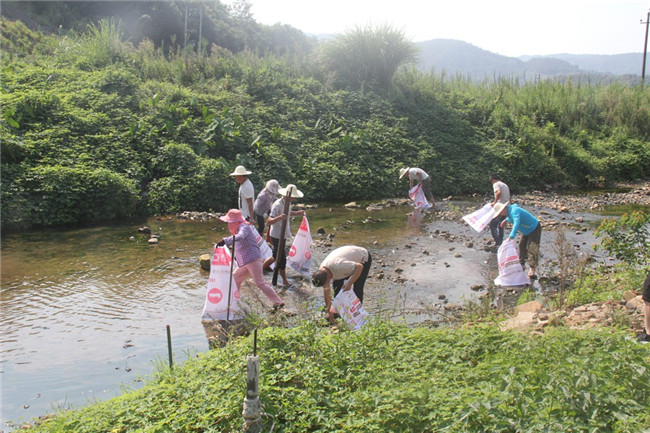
<box><xmin>505</xmin><ymin>204</ymin><xmax>539</xmax><ymax>239</ymax></box>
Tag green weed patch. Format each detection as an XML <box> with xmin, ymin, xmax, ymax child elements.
<box><xmin>29</xmin><ymin>322</ymin><xmax>650</xmax><ymax>432</ymax></box>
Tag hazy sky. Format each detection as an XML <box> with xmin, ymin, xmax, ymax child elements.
<box><xmin>227</xmin><ymin>0</ymin><xmax>650</xmax><ymax>57</ymax></box>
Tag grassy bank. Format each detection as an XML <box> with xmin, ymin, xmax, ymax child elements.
<box><xmin>23</xmin><ymin>320</ymin><xmax>650</xmax><ymax>433</ymax></box>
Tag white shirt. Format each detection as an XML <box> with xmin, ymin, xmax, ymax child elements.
<box><xmin>408</xmin><ymin>168</ymin><xmax>429</xmax><ymax>181</ymax></box>
<box><xmin>320</xmin><ymin>246</ymin><xmax>369</xmax><ymax>281</ymax></box>
<box><xmin>269</xmin><ymin>198</ymin><xmax>292</xmax><ymax>239</ymax></box>
<box><xmin>238</xmin><ymin>179</ymin><xmax>254</xmax><ymax>220</ymax></box>
<box><xmin>493</xmin><ymin>181</ymin><xmax>510</xmax><ymax>204</ymax></box>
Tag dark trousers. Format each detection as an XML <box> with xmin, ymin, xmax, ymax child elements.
<box><xmin>253</xmin><ymin>212</ymin><xmax>265</xmax><ymax>235</ymax></box>
<box><xmin>519</xmin><ymin>224</ymin><xmax>542</xmax><ymax>268</ymax></box>
<box><xmin>270</xmin><ymin>237</ymin><xmax>287</xmax><ymax>270</ymax></box>
<box><xmin>490</xmin><ymin>214</ymin><xmax>506</xmax><ymax>246</ymax></box>
<box><xmin>420</xmin><ymin>177</ymin><xmax>434</xmax><ymax>203</ymax></box>
<box><xmin>332</xmin><ymin>253</ymin><xmax>372</xmax><ymax>303</ymax></box>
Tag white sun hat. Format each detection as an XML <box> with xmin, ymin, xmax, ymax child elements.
<box><xmin>265</xmin><ymin>179</ymin><xmax>280</xmax><ymax>195</ymax></box>
<box><xmin>278</xmin><ymin>184</ymin><xmax>304</xmax><ymax>198</ymax></box>
<box><xmin>229</xmin><ymin>165</ymin><xmax>252</xmax><ymax>176</ymax></box>
<box><xmin>492</xmin><ymin>201</ymin><xmax>509</xmax><ymax>218</ymax></box>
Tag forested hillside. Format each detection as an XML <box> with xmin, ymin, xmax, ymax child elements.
<box><xmin>1</xmin><ymin>1</ymin><xmax>649</xmax><ymax>231</ymax></box>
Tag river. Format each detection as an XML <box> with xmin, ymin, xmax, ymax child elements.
<box><xmin>0</xmin><ymin>196</ymin><xmax>631</xmax><ymax>431</ymax></box>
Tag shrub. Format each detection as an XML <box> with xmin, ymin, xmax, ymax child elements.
<box><xmin>13</xmin><ymin>164</ymin><xmax>138</xmax><ymax>227</ymax></box>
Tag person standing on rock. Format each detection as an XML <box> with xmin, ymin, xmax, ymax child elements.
<box><xmin>400</xmin><ymin>167</ymin><xmax>434</xmax><ymax>205</ymax></box>
<box><xmin>265</xmin><ymin>184</ymin><xmax>305</xmax><ymax>287</ymax></box>
<box><xmin>229</xmin><ymin>165</ymin><xmax>255</xmax><ymax>222</ymax></box>
<box><xmin>637</xmin><ymin>274</ymin><xmax>650</xmax><ymax>343</ymax></box>
<box><xmin>311</xmin><ymin>245</ymin><xmax>372</xmax><ymax>323</ymax></box>
<box><xmin>216</xmin><ymin>209</ymin><xmax>287</xmax><ymax>312</ymax></box>
<box><xmin>489</xmin><ymin>173</ymin><xmax>510</xmax><ymax>247</ymax></box>
<box><xmin>494</xmin><ymin>202</ymin><xmax>542</xmax><ymax>279</ymax></box>
<box><xmin>253</xmin><ymin>179</ymin><xmax>279</xmax><ymax>235</ymax></box>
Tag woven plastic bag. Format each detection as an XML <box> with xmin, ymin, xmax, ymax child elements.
<box><xmin>201</xmin><ymin>244</ymin><xmax>242</xmax><ymax>320</ymax></box>
<box><xmin>331</xmin><ymin>289</ymin><xmax>369</xmax><ymax>330</ymax></box>
<box><xmin>287</xmin><ymin>215</ymin><xmax>313</xmax><ymax>277</ymax></box>
<box><xmin>463</xmin><ymin>203</ymin><xmax>499</xmax><ymax>232</ymax></box>
<box><xmin>494</xmin><ymin>238</ymin><xmax>531</xmax><ymax>286</ymax></box>
<box><xmin>254</xmin><ymin>230</ymin><xmax>273</xmax><ymax>262</ymax></box>
<box><xmin>409</xmin><ymin>184</ymin><xmax>431</xmax><ymax>210</ymax></box>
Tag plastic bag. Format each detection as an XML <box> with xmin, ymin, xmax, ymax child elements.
<box><xmin>287</xmin><ymin>215</ymin><xmax>312</xmax><ymax>277</ymax></box>
<box><xmin>254</xmin><ymin>231</ymin><xmax>273</xmax><ymax>262</ymax></box>
<box><xmin>494</xmin><ymin>239</ymin><xmax>531</xmax><ymax>286</ymax></box>
<box><xmin>409</xmin><ymin>184</ymin><xmax>432</xmax><ymax>210</ymax></box>
<box><xmin>201</xmin><ymin>244</ymin><xmax>242</xmax><ymax>320</ymax></box>
<box><xmin>463</xmin><ymin>203</ymin><xmax>500</xmax><ymax>232</ymax></box>
<box><xmin>331</xmin><ymin>289</ymin><xmax>369</xmax><ymax>330</ymax></box>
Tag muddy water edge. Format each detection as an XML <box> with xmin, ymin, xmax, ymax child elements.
<box><xmin>1</xmin><ymin>183</ymin><xmax>649</xmax><ymax>431</ymax></box>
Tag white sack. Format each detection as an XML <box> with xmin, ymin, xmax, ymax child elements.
<box><xmin>409</xmin><ymin>184</ymin><xmax>432</xmax><ymax>210</ymax></box>
<box><xmin>254</xmin><ymin>231</ymin><xmax>273</xmax><ymax>262</ymax></box>
<box><xmin>494</xmin><ymin>238</ymin><xmax>531</xmax><ymax>286</ymax></box>
<box><xmin>462</xmin><ymin>203</ymin><xmax>500</xmax><ymax>233</ymax></box>
<box><xmin>201</xmin><ymin>244</ymin><xmax>242</xmax><ymax>320</ymax></box>
<box><xmin>287</xmin><ymin>215</ymin><xmax>313</xmax><ymax>277</ymax></box>
<box><xmin>331</xmin><ymin>289</ymin><xmax>369</xmax><ymax>330</ymax></box>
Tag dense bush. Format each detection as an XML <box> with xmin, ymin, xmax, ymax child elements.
<box><xmin>1</xmin><ymin>164</ymin><xmax>138</xmax><ymax>229</ymax></box>
<box><xmin>1</xmin><ymin>18</ymin><xmax>649</xmax><ymax>231</ymax></box>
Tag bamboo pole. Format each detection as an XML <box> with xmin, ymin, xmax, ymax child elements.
<box><xmin>226</xmin><ymin>235</ymin><xmax>236</xmax><ymax>320</ymax></box>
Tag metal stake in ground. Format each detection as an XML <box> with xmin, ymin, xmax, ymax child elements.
<box><xmin>272</xmin><ymin>187</ymin><xmax>292</xmax><ymax>287</ymax></box>
<box><xmin>242</xmin><ymin>329</ymin><xmax>262</xmax><ymax>433</ymax></box>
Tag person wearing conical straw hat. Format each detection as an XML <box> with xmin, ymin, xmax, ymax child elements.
<box><xmin>399</xmin><ymin>167</ymin><xmax>434</xmax><ymax>206</ymax></box>
<box><xmin>217</xmin><ymin>209</ymin><xmax>287</xmax><ymax>311</ymax></box>
<box><xmin>488</xmin><ymin>173</ymin><xmax>510</xmax><ymax>247</ymax></box>
<box><xmin>229</xmin><ymin>165</ymin><xmax>254</xmax><ymax>222</ymax></box>
<box><xmin>265</xmin><ymin>184</ymin><xmax>305</xmax><ymax>288</ymax></box>
<box><xmin>253</xmin><ymin>179</ymin><xmax>280</xmax><ymax>235</ymax></box>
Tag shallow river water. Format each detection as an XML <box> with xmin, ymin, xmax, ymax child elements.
<box><xmin>0</xmin><ymin>199</ymin><xmax>617</xmax><ymax>430</ymax></box>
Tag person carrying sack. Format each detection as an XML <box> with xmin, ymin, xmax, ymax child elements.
<box><xmin>488</xmin><ymin>173</ymin><xmax>510</xmax><ymax>247</ymax></box>
<box><xmin>217</xmin><ymin>209</ymin><xmax>287</xmax><ymax>312</ymax></box>
<box><xmin>493</xmin><ymin>202</ymin><xmax>542</xmax><ymax>280</ymax></box>
<box><xmin>400</xmin><ymin>167</ymin><xmax>434</xmax><ymax>206</ymax></box>
<box><xmin>311</xmin><ymin>245</ymin><xmax>372</xmax><ymax>323</ymax></box>
<box><xmin>265</xmin><ymin>184</ymin><xmax>305</xmax><ymax>288</ymax></box>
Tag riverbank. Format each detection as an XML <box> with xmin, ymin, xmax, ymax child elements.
<box><xmin>4</xmin><ymin>182</ymin><xmax>648</xmax><ymax>431</ymax></box>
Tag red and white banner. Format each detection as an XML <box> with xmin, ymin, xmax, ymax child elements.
<box><xmin>462</xmin><ymin>203</ymin><xmax>499</xmax><ymax>233</ymax></box>
<box><xmin>409</xmin><ymin>184</ymin><xmax>431</xmax><ymax>210</ymax></box>
<box><xmin>287</xmin><ymin>215</ymin><xmax>312</xmax><ymax>277</ymax></box>
<box><xmin>201</xmin><ymin>244</ymin><xmax>242</xmax><ymax>320</ymax></box>
<box><xmin>494</xmin><ymin>238</ymin><xmax>531</xmax><ymax>286</ymax></box>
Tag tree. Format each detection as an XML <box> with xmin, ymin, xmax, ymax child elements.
<box><xmin>315</xmin><ymin>24</ymin><xmax>418</xmax><ymax>91</ymax></box>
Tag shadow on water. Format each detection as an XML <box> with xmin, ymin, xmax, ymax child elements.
<box><xmin>0</xmin><ymin>198</ymin><xmax>623</xmax><ymax>430</ymax></box>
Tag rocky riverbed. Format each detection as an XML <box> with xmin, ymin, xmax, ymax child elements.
<box><xmin>195</xmin><ymin>182</ymin><xmax>648</xmax><ymax>336</ymax></box>
<box><xmin>303</xmin><ymin>181</ymin><xmax>650</xmax><ymax>334</ymax></box>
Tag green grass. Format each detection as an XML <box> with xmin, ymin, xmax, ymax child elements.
<box><xmin>28</xmin><ymin>320</ymin><xmax>650</xmax><ymax>433</ymax></box>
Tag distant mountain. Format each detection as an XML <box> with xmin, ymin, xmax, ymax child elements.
<box><xmin>520</xmin><ymin>53</ymin><xmax>643</xmax><ymax>76</ymax></box>
<box><xmin>415</xmin><ymin>39</ymin><xmax>644</xmax><ymax>83</ymax></box>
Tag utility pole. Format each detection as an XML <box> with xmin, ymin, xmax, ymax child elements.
<box><xmin>642</xmin><ymin>9</ymin><xmax>650</xmax><ymax>85</ymax></box>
